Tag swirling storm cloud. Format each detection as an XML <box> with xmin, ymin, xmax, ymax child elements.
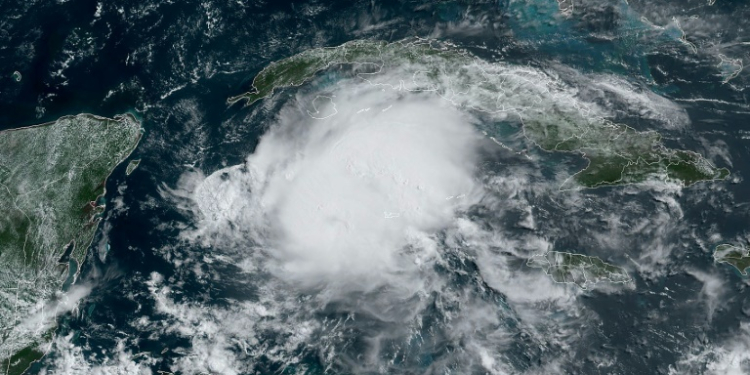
<box><xmin>188</xmin><ymin>84</ymin><xmax>486</xmax><ymax>290</ymax></box>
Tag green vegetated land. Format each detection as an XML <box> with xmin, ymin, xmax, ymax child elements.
<box><xmin>714</xmin><ymin>244</ymin><xmax>750</xmax><ymax>275</ymax></box>
<box><xmin>126</xmin><ymin>159</ymin><xmax>141</xmax><ymax>176</ymax></box>
<box><xmin>526</xmin><ymin>251</ymin><xmax>631</xmax><ymax>289</ymax></box>
<box><xmin>229</xmin><ymin>38</ymin><xmax>729</xmax><ymax>188</ymax></box>
<box><xmin>526</xmin><ymin>120</ymin><xmax>730</xmax><ymax>188</ymax></box>
<box><xmin>0</xmin><ymin>113</ymin><xmax>142</xmax><ymax>375</ymax></box>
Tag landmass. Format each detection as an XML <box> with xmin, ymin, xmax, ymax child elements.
<box><xmin>126</xmin><ymin>159</ymin><xmax>141</xmax><ymax>176</ymax></box>
<box><xmin>11</xmin><ymin>71</ymin><xmax>21</xmax><ymax>83</ymax></box>
<box><xmin>713</xmin><ymin>244</ymin><xmax>750</xmax><ymax>275</ymax></box>
<box><xmin>0</xmin><ymin>113</ymin><xmax>142</xmax><ymax>375</ymax></box>
<box><xmin>527</xmin><ymin>121</ymin><xmax>730</xmax><ymax>188</ymax></box>
<box><xmin>229</xmin><ymin>38</ymin><xmax>729</xmax><ymax>188</ymax></box>
<box><xmin>527</xmin><ymin>251</ymin><xmax>630</xmax><ymax>289</ymax></box>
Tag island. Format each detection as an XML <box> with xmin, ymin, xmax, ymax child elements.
<box><xmin>0</xmin><ymin>113</ymin><xmax>142</xmax><ymax>375</ymax></box>
<box><xmin>228</xmin><ymin>38</ymin><xmax>729</xmax><ymax>188</ymax></box>
<box><xmin>713</xmin><ymin>244</ymin><xmax>750</xmax><ymax>275</ymax></box>
<box><xmin>526</xmin><ymin>251</ymin><xmax>631</xmax><ymax>289</ymax></box>
<box><xmin>126</xmin><ymin>159</ymin><xmax>141</xmax><ymax>176</ymax></box>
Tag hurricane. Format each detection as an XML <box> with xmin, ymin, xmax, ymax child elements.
<box><xmin>2</xmin><ymin>0</ymin><xmax>750</xmax><ymax>374</ymax></box>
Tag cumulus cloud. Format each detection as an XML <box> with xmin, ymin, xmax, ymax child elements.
<box><xmin>39</xmin><ymin>334</ymin><xmax>154</xmax><ymax>375</ymax></box>
<box><xmin>183</xmin><ymin>83</ymin><xmax>485</xmax><ymax>291</ymax></box>
<box><xmin>685</xmin><ymin>269</ymin><xmax>727</xmax><ymax>322</ymax></box>
<box><xmin>14</xmin><ymin>285</ymin><xmax>91</xmax><ymax>334</ymax></box>
<box><xmin>155</xmin><ymin>55</ymin><xmax>697</xmax><ymax>373</ymax></box>
<box><xmin>151</xmin><ymin>70</ymin><xmax>604</xmax><ymax>374</ymax></box>
<box><xmin>0</xmin><ymin>284</ymin><xmax>92</xmax><ymax>362</ymax></box>
<box><xmin>671</xmin><ymin>322</ymin><xmax>750</xmax><ymax>375</ymax></box>
<box><xmin>581</xmin><ymin>74</ymin><xmax>692</xmax><ymax>129</ymax></box>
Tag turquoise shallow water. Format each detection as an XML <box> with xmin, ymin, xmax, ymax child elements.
<box><xmin>1</xmin><ymin>0</ymin><xmax>749</xmax><ymax>373</ymax></box>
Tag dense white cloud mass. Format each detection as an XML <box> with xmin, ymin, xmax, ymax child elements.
<box><xmin>187</xmin><ymin>85</ymin><xmax>485</xmax><ymax>290</ymax></box>
<box><xmin>147</xmin><ymin>59</ymin><xmax>694</xmax><ymax>375</ymax></box>
<box><xmin>152</xmin><ymin>77</ymin><xmax>590</xmax><ymax>374</ymax></box>
<box><xmin>39</xmin><ymin>334</ymin><xmax>154</xmax><ymax>375</ymax></box>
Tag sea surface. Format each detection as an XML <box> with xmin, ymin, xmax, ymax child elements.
<box><xmin>1</xmin><ymin>0</ymin><xmax>750</xmax><ymax>373</ymax></box>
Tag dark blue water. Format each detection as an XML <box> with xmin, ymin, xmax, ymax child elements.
<box><xmin>2</xmin><ymin>0</ymin><xmax>750</xmax><ymax>373</ymax></box>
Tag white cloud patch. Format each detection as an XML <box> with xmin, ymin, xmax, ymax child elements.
<box><xmin>671</xmin><ymin>322</ymin><xmax>750</xmax><ymax>375</ymax></box>
<box><xmin>685</xmin><ymin>269</ymin><xmax>727</xmax><ymax>322</ymax></box>
<box><xmin>181</xmin><ymin>84</ymin><xmax>485</xmax><ymax>291</ymax></box>
<box><xmin>150</xmin><ymin>72</ymin><xmax>603</xmax><ymax>374</ymax></box>
<box><xmin>38</xmin><ymin>334</ymin><xmax>154</xmax><ymax>375</ymax></box>
<box><xmin>584</xmin><ymin>74</ymin><xmax>692</xmax><ymax>129</ymax></box>
<box><xmin>0</xmin><ymin>284</ymin><xmax>92</xmax><ymax>362</ymax></box>
<box><xmin>14</xmin><ymin>285</ymin><xmax>91</xmax><ymax>335</ymax></box>
<box><xmin>153</xmin><ymin>56</ymin><xmax>700</xmax><ymax>374</ymax></box>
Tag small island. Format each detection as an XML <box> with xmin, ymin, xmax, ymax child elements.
<box><xmin>713</xmin><ymin>244</ymin><xmax>750</xmax><ymax>275</ymax></box>
<box><xmin>126</xmin><ymin>159</ymin><xmax>141</xmax><ymax>175</ymax></box>
<box><xmin>527</xmin><ymin>251</ymin><xmax>631</xmax><ymax>289</ymax></box>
